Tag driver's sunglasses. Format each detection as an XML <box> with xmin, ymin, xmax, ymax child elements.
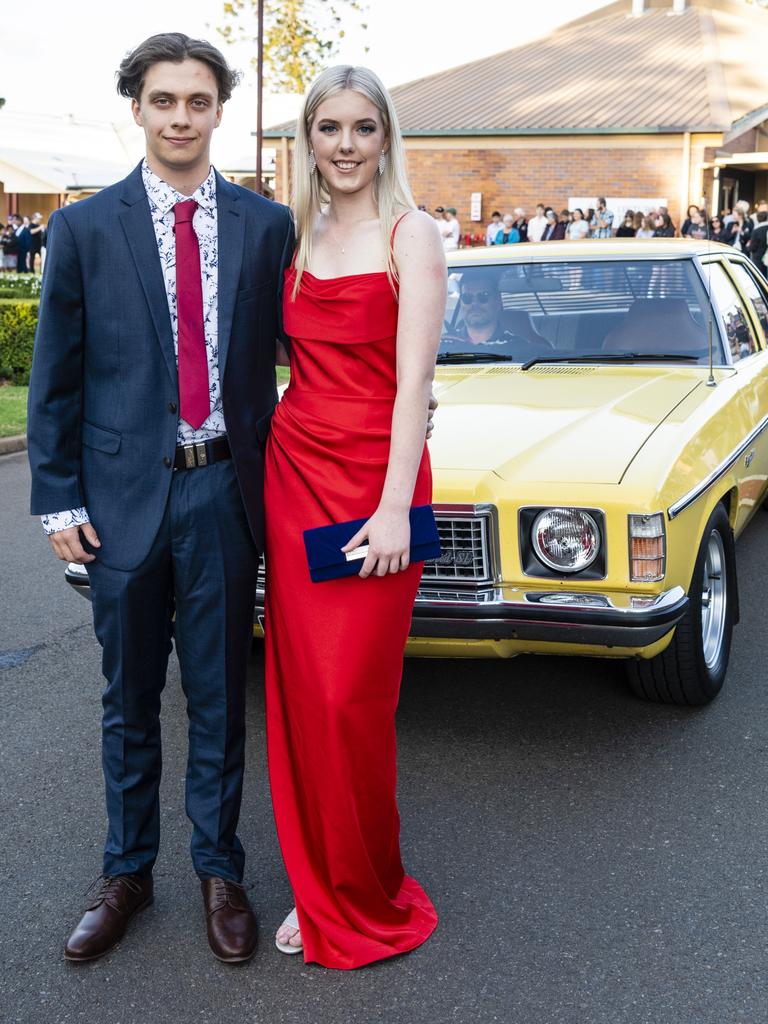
<box><xmin>460</xmin><ymin>291</ymin><xmax>492</xmax><ymax>304</ymax></box>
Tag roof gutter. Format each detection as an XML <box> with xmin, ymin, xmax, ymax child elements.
<box><xmin>263</xmin><ymin>124</ymin><xmax>725</xmax><ymax>140</ymax></box>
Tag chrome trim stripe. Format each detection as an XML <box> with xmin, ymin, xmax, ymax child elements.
<box><xmin>409</xmin><ymin>585</ymin><xmax>686</xmax><ymax>617</ymax></box>
<box><xmin>667</xmin><ymin>414</ymin><xmax>768</xmax><ymax>520</ymax></box>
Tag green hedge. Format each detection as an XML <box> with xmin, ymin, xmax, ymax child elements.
<box><xmin>0</xmin><ymin>274</ymin><xmax>42</xmax><ymax>300</ymax></box>
<box><xmin>0</xmin><ymin>301</ymin><xmax>38</xmax><ymax>385</ymax></box>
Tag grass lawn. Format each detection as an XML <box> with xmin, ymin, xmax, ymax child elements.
<box><xmin>0</xmin><ymin>386</ymin><xmax>28</xmax><ymax>437</ymax></box>
<box><xmin>276</xmin><ymin>366</ymin><xmax>290</xmax><ymax>385</ymax></box>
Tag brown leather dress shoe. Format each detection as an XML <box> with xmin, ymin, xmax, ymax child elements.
<box><xmin>201</xmin><ymin>877</ymin><xmax>258</xmax><ymax>963</ymax></box>
<box><xmin>64</xmin><ymin>874</ymin><xmax>153</xmax><ymax>962</ymax></box>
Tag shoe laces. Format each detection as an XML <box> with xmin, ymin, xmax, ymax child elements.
<box><xmin>207</xmin><ymin>877</ymin><xmax>248</xmax><ymax>913</ymax></box>
<box><xmin>85</xmin><ymin>874</ymin><xmax>142</xmax><ymax>909</ymax></box>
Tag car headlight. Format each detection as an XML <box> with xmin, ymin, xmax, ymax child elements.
<box><xmin>531</xmin><ymin>507</ymin><xmax>600</xmax><ymax>573</ymax></box>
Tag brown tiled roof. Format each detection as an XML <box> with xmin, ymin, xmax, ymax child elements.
<box><xmin>265</xmin><ymin>0</ymin><xmax>768</xmax><ymax>137</ymax></box>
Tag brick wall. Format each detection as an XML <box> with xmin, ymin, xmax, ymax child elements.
<box><xmin>403</xmin><ymin>144</ymin><xmax>685</xmax><ymax>232</ymax></box>
<box><xmin>274</xmin><ymin>141</ymin><xmax>688</xmax><ymax>228</ymax></box>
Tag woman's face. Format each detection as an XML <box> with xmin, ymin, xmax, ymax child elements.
<box><xmin>309</xmin><ymin>88</ymin><xmax>388</xmax><ymax>197</ymax></box>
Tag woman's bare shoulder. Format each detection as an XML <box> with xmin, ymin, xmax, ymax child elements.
<box><xmin>393</xmin><ymin>209</ymin><xmax>443</xmax><ymax>257</ymax></box>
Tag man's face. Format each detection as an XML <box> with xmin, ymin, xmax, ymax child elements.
<box><xmin>132</xmin><ymin>59</ymin><xmax>222</xmax><ymax>176</ymax></box>
<box><xmin>460</xmin><ymin>279</ymin><xmax>501</xmax><ymax>330</ymax></box>
<box><xmin>536</xmin><ymin>205</ymin><xmax>545</xmax><ymax>217</ymax></box>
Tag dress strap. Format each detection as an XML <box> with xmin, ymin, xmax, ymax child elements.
<box><xmin>389</xmin><ymin>211</ymin><xmax>413</xmax><ymax>253</ymax></box>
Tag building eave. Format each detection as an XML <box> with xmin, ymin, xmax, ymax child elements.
<box><xmin>263</xmin><ymin>124</ymin><xmax>724</xmax><ymax>141</ymax></box>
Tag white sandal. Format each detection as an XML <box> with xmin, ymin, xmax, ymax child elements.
<box><xmin>275</xmin><ymin>907</ymin><xmax>303</xmax><ymax>954</ymax></box>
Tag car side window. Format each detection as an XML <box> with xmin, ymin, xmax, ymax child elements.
<box><xmin>727</xmin><ymin>260</ymin><xmax>768</xmax><ymax>344</ymax></box>
<box><xmin>707</xmin><ymin>262</ymin><xmax>759</xmax><ymax>362</ymax></box>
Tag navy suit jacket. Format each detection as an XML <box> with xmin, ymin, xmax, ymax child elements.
<box><xmin>28</xmin><ymin>162</ymin><xmax>295</xmax><ymax>570</ymax></box>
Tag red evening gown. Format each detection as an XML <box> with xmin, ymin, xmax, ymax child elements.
<box><xmin>263</xmin><ymin>251</ymin><xmax>438</xmax><ymax>969</ymax></box>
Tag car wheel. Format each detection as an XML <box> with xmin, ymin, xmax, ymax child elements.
<box><xmin>626</xmin><ymin>503</ymin><xmax>736</xmax><ymax>706</ymax></box>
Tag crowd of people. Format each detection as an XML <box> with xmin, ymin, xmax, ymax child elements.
<box><xmin>427</xmin><ymin>197</ymin><xmax>768</xmax><ymax>275</ymax></box>
<box><xmin>1</xmin><ymin>213</ymin><xmax>46</xmax><ymax>273</ymax></box>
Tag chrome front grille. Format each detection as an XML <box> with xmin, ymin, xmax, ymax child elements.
<box><xmin>422</xmin><ymin>506</ymin><xmax>496</xmax><ymax>585</ymax></box>
<box><xmin>254</xmin><ymin>505</ymin><xmax>498</xmax><ymax>595</ymax></box>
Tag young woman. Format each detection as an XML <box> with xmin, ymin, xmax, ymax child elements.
<box><xmin>653</xmin><ymin>212</ymin><xmax>676</xmax><ymax>238</ymax></box>
<box><xmin>680</xmin><ymin>203</ymin><xmax>701</xmax><ymax>238</ymax></box>
<box><xmin>615</xmin><ymin>210</ymin><xmax>637</xmax><ymax>237</ymax></box>
<box><xmin>264</xmin><ymin>65</ymin><xmax>445</xmax><ymax>969</ymax></box>
<box><xmin>724</xmin><ymin>205</ymin><xmax>752</xmax><ymax>251</ymax></box>
<box><xmin>566</xmin><ymin>208</ymin><xmax>589</xmax><ymax>241</ymax></box>
<box><xmin>682</xmin><ymin>208</ymin><xmax>708</xmax><ymax>240</ymax></box>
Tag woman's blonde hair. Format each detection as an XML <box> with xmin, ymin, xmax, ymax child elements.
<box><xmin>290</xmin><ymin>65</ymin><xmax>416</xmax><ymax>297</ymax></box>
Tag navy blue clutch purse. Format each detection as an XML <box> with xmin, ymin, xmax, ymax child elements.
<box><xmin>303</xmin><ymin>505</ymin><xmax>441</xmax><ymax>583</ymax></box>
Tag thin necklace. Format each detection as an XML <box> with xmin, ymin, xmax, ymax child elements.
<box><xmin>325</xmin><ymin>215</ymin><xmax>375</xmax><ymax>255</ymax></box>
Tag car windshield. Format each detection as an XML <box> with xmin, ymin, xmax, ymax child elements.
<box><xmin>440</xmin><ymin>259</ymin><xmax>722</xmax><ymax>365</ymax></box>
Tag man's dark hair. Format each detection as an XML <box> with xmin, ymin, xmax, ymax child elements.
<box><xmin>492</xmin><ymin>210</ymin><xmax>501</xmax><ymax>218</ymax></box>
<box><xmin>460</xmin><ymin>269</ymin><xmax>501</xmax><ymax>293</ymax></box>
<box><xmin>116</xmin><ymin>33</ymin><xmax>241</xmax><ymax>103</ymax></box>
<box><xmin>597</xmin><ymin>196</ymin><xmax>606</xmax><ymax>206</ymax></box>
<box><xmin>758</xmin><ymin>211</ymin><xmax>768</xmax><ymax>223</ymax></box>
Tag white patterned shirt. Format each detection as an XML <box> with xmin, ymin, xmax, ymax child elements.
<box><xmin>42</xmin><ymin>160</ymin><xmax>224</xmax><ymax>535</ymax></box>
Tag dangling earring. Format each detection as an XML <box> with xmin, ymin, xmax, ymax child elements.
<box><xmin>308</xmin><ymin>151</ymin><xmax>316</xmax><ymax>174</ymax></box>
<box><xmin>378</xmin><ymin>152</ymin><xmax>386</xmax><ymax>176</ymax></box>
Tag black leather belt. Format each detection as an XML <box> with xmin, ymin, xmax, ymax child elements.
<box><xmin>174</xmin><ymin>435</ymin><xmax>232</xmax><ymax>471</ymax></box>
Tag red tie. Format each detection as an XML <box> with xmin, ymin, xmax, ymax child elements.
<box><xmin>174</xmin><ymin>200</ymin><xmax>210</xmax><ymax>429</ymax></box>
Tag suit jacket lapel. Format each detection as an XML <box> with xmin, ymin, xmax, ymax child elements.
<box><xmin>118</xmin><ymin>163</ymin><xmax>178</xmax><ymax>388</ymax></box>
<box><xmin>215</xmin><ymin>172</ymin><xmax>245</xmax><ymax>378</ymax></box>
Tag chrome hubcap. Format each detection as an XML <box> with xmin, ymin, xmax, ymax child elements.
<box><xmin>701</xmin><ymin>530</ymin><xmax>727</xmax><ymax>670</ymax></box>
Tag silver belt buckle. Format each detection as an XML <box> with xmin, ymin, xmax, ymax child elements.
<box><xmin>195</xmin><ymin>442</ymin><xmax>208</xmax><ymax>466</ymax></box>
<box><xmin>184</xmin><ymin>445</ymin><xmax>196</xmax><ymax>469</ymax></box>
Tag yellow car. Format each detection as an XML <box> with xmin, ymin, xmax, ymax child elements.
<box><xmin>66</xmin><ymin>239</ymin><xmax>768</xmax><ymax>707</ymax></box>
<box><xmin>413</xmin><ymin>239</ymin><xmax>768</xmax><ymax>705</ymax></box>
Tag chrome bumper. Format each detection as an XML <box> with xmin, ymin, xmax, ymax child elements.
<box><xmin>401</xmin><ymin>585</ymin><xmax>689</xmax><ymax>647</ymax></box>
<box><xmin>253</xmin><ymin>582</ymin><xmax>688</xmax><ymax>648</ymax></box>
<box><xmin>66</xmin><ymin>561</ymin><xmax>687</xmax><ymax>649</ymax></box>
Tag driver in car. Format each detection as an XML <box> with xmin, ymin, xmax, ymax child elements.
<box><xmin>444</xmin><ymin>273</ymin><xmax>551</xmax><ymax>361</ymax></box>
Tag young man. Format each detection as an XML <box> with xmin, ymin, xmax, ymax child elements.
<box><xmin>589</xmin><ymin>197</ymin><xmax>614</xmax><ymax>238</ymax></box>
<box><xmin>27</xmin><ymin>33</ymin><xmax>294</xmax><ymax>964</ymax></box>
<box><xmin>13</xmin><ymin>214</ymin><xmax>31</xmax><ymax>272</ymax></box>
<box><xmin>526</xmin><ymin>203</ymin><xmax>548</xmax><ymax>243</ymax></box>
<box><xmin>485</xmin><ymin>210</ymin><xmax>502</xmax><ymax>246</ymax></box>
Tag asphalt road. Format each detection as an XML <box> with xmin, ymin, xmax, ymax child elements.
<box><xmin>2</xmin><ymin>447</ymin><xmax>768</xmax><ymax>1024</ymax></box>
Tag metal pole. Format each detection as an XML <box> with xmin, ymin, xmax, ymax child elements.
<box><xmin>255</xmin><ymin>0</ymin><xmax>264</xmax><ymax>194</ymax></box>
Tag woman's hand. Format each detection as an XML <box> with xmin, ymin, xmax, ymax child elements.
<box><xmin>341</xmin><ymin>506</ymin><xmax>411</xmax><ymax>578</ymax></box>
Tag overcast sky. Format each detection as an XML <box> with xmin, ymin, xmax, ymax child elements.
<box><xmin>2</xmin><ymin>0</ymin><xmax>608</xmax><ymax>163</ymax></box>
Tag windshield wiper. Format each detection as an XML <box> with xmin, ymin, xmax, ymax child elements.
<box><xmin>436</xmin><ymin>352</ymin><xmax>517</xmax><ymax>364</ymax></box>
<box><xmin>521</xmin><ymin>352</ymin><xmax>701</xmax><ymax>371</ymax></box>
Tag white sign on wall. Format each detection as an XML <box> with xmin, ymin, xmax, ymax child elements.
<box><xmin>470</xmin><ymin>192</ymin><xmax>483</xmax><ymax>222</ymax></box>
<box><xmin>569</xmin><ymin>196</ymin><xmax>669</xmax><ymax>226</ymax></box>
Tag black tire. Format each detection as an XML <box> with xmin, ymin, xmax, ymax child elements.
<box><xmin>626</xmin><ymin>503</ymin><xmax>737</xmax><ymax>706</ymax></box>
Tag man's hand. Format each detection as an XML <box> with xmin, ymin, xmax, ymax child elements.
<box><xmin>48</xmin><ymin>523</ymin><xmax>101</xmax><ymax>564</ymax></box>
<box><xmin>426</xmin><ymin>391</ymin><xmax>438</xmax><ymax>440</ymax></box>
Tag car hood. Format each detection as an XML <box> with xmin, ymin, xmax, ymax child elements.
<box><xmin>428</xmin><ymin>365</ymin><xmax>705</xmax><ymax>484</ymax></box>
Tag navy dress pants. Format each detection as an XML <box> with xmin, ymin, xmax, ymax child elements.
<box><xmin>87</xmin><ymin>459</ymin><xmax>259</xmax><ymax>881</ymax></box>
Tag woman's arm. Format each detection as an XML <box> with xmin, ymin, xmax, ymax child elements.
<box><xmin>343</xmin><ymin>210</ymin><xmax>446</xmax><ymax>578</ymax></box>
